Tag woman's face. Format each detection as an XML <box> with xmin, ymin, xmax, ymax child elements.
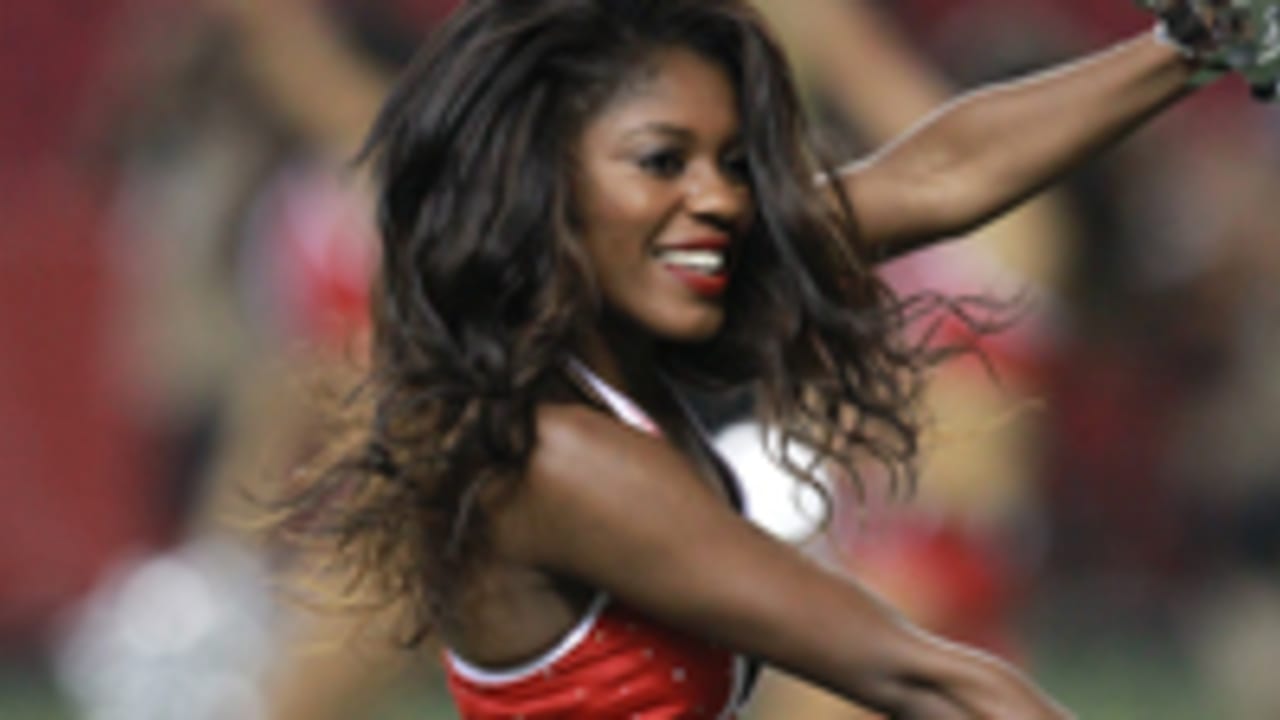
<box><xmin>572</xmin><ymin>47</ymin><xmax>754</xmax><ymax>343</ymax></box>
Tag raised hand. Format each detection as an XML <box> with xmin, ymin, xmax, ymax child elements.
<box><xmin>1137</xmin><ymin>0</ymin><xmax>1280</xmax><ymax>98</ymax></box>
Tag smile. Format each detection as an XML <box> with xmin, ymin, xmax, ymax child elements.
<box><xmin>655</xmin><ymin>241</ymin><xmax>731</xmax><ymax>298</ymax></box>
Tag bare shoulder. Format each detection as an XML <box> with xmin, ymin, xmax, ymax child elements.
<box><xmin>526</xmin><ymin>402</ymin><xmax>642</xmax><ymax>480</ymax></box>
<box><xmin>498</xmin><ymin>399</ymin><xmax>833</xmax><ymax>637</ymax></box>
<box><xmin>492</xmin><ymin>402</ymin><xmax>722</xmax><ymax>563</ymax></box>
<box><xmin>523</xmin><ymin>402</ymin><xmax>715</xmax><ymax>503</ymax></box>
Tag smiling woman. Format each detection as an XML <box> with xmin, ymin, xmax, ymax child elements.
<box><xmin>573</xmin><ymin>48</ymin><xmax>752</xmax><ymax>343</ymax></box>
<box><xmin>262</xmin><ymin>0</ymin><xmax>1241</xmax><ymax>717</ymax></box>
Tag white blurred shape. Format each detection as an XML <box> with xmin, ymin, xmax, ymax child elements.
<box><xmin>114</xmin><ymin>556</ymin><xmax>217</xmax><ymax>655</ymax></box>
<box><xmin>713</xmin><ymin>421</ymin><xmax>828</xmax><ymax>542</ymax></box>
<box><xmin>54</xmin><ymin>538</ymin><xmax>276</xmax><ymax>720</ymax></box>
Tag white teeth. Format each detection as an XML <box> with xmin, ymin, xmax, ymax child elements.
<box><xmin>657</xmin><ymin>249</ymin><xmax>725</xmax><ymax>273</ymax></box>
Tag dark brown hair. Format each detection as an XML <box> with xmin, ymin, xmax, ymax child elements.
<box><xmin>272</xmin><ymin>0</ymin><xmax>958</xmax><ymax>645</ymax></box>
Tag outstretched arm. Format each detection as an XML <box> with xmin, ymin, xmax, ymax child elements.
<box><xmin>842</xmin><ymin>31</ymin><xmax>1195</xmax><ymax>258</ymax></box>
<box><xmin>495</xmin><ymin>406</ymin><xmax>1072</xmax><ymax>719</ymax></box>
<box><xmin>752</xmin><ymin>0</ymin><xmax>949</xmax><ymax>144</ymax></box>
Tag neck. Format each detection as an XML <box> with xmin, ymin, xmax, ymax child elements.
<box><xmin>573</xmin><ymin>312</ymin><xmax>663</xmax><ymax>408</ymax></box>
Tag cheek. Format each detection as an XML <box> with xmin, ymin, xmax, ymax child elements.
<box><xmin>583</xmin><ymin>182</ymin><xmax>666</xmax><ymax>239</ymax></box>
<box><xmin>578</xmin><ymin>190</ymin><xmax>670</xmax><ymax>274</ymax></box>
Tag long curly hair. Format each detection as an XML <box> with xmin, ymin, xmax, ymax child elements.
<box><xmin>272</xmin><ymin>0</ymin><xmax>967</xmax><ymax>645</ymax></box>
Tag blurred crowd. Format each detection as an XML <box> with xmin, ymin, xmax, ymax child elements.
<box><xmin>3</xmin><ymin>1</ymin><xmax>1280</xmax><ymax>718</ymax></box>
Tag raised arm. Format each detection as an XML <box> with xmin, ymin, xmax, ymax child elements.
<box><xmin>752</xmin><ymin>0</ymin><xmax>949</xmax><ymax>144</ymax></box>
<box><xmin>494</xmin><ymin>406</ymin><xmax>1071</xmax><ymax>719</ymax></box>
<box><xmin>213</xmin><ymin>0</ymin><xmax>390</xmax><ymax>159</ymax></box>
<box><xmin>842</xmin><ymin>31</ymin><xmax>1194</xmax><ymax>258</ymax></box>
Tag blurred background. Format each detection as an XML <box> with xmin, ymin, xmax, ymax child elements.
<box><xmin>3</xmin><ymin>0</ymin><xmax>1280</xmax><ymax>718</ymax></box>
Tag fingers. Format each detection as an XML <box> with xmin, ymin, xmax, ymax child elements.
<box><xmin>1142</xmin><ymin>0</ymin><xmax>1280</xmax><ymax>99</ymax></box>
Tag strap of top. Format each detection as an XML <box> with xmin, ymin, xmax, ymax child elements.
<box><xmin>564</xmin><ymin>357</ymin><xmax>662</xmax><ymax>436</ymax></box>
<box><xmin>563</xmin><ymin>357</ymin><xmax>744</xmax><ymax>515</ymax></box>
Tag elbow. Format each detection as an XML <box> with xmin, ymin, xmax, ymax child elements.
<box><xmin>928</xmin><ymin>168</ymin><xmax>1010</xmax><ymax>237</ymax></box>
<box><xmin>881</xmin><ymin>158</ymin><xmax>1009</xmax><ymax>250</ymax></box>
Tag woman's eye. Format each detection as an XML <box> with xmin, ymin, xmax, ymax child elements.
<box><xmin>722</xmin><ymin>153</ymin><xmax>750</xmax><ymax>183</ymax></box>
<box><xmin>638</xmin><ymin>150</ymin><xmax>686</xmax><ymax>177</ymax></box>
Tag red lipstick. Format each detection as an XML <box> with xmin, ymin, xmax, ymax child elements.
<box><xmin>663</xmin><ymin>265</ymin><xmax>730</xmax><ymax>298</ymax></box>
<box><xmin>655</xmin><ymin>235</ymin><xmax>732</xmax><ymax>299</ymax></box>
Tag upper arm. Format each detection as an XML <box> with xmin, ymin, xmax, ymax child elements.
<box><xmin>492</xmin><ymin>405</ymin><xmax>955</xmax><ymax>711</ymax></box>
<box><xmin>832</xmin><ymin>145</ymin><xmax>972</xmax><ymax>261</ymax></box>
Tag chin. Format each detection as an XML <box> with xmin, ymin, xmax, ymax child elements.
<box><xmin>612</xmin><ymin>295</ymin><xmax>726</xmax><ymax>344</ymax></box>
<box><xmin>655</xmin><ymin>307</ymin><xmax>725</xmax><ymax>343</ymax></box>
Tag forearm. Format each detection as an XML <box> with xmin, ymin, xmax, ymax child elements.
<box><xmin>762</xmin><ymin>578</ymin><xmax>1066</xmax><ymax>718</ymax></box>
<box><xmin>846</xmin><ymin>31</ymin><xmax>1197</xmax><ymax>255</ymax></box>
<box><xmin>867</xmin><ymin>629</ymin><xmax>1070</xmax><ymax>720</ymax></box>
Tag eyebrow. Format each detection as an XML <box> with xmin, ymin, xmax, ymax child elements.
<box><xmin>620</xmin><ymin>122</ymin><xmax>696</xmax><ymax>143</ymax></box>
<box><xmin>619</xmin><ymin>122</ymin><xmax>743</xmax><ymax>148</ymax></box>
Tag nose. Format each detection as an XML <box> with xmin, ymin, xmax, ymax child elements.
<box><xmin>686</xmin><ymin>162</ymin><xmax>751</xmax><ymax>230</ymax></box>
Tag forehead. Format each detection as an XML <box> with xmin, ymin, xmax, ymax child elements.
<box><xmin>583</xmin><ymin>48</ymin><xmax>741</xmax><ymax>143</ymax></box>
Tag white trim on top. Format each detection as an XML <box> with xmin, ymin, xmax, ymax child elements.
<box><xmin>445</xmin><ymin>592</ymin><xmax>611</xmax><ymax>685</ymax></box>
<box><xmin>565</xmin><ymin>357</ymin><xmax>660</xmax><ymax>435</ymax></box>
<box><xmin>718</xmin><ymin>654</ymin><xmax>750</xmax><ymax>719</ymax></box>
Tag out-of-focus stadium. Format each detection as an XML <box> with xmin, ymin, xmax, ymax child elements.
<box><xmin>3</xmin><ymin>1</ymin><xmax>1280</xmax><ymax>718</ymax></box>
